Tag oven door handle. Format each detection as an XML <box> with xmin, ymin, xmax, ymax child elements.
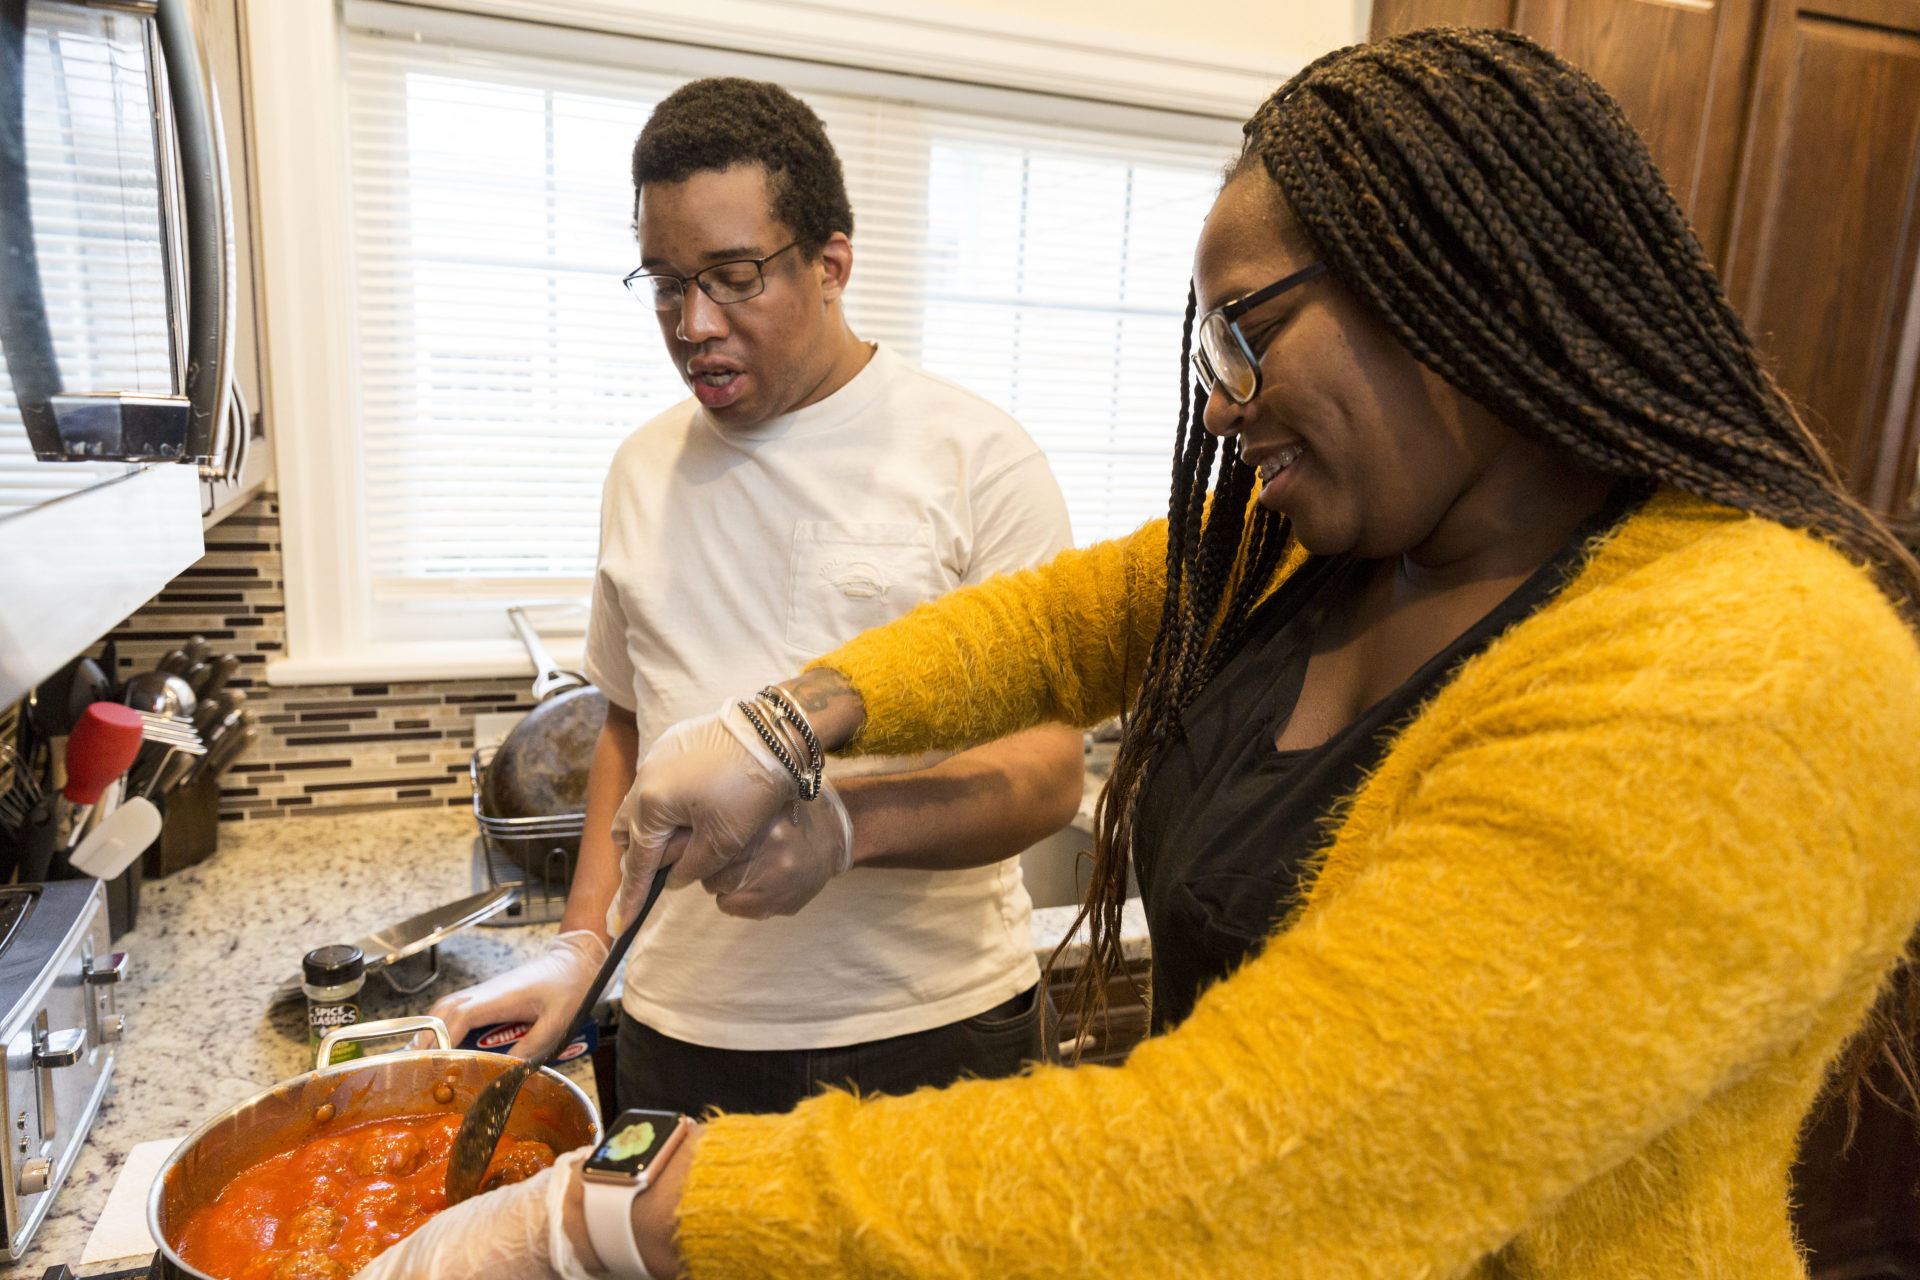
<box><xmin>28</xmin><ymin>1023</ymin><xmax>87</xmax><ymax>1149</ymax></box>
<box><xmin>154</xmin><ymin>0</ymin><xmax>232</xmax><ymax>465</ymax></box>
<box><xmin>31</xmin><ymin>1028</ymin><xmax>84</xmax><ymax>1071</ymax></box>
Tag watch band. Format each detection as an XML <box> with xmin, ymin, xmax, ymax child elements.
<box><xmin>583</xmin><ymin>1178</ymin><xmax>654</xmax><ymax>1280</ymax></box>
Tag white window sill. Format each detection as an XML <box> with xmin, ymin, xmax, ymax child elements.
<box><xmin>266</xmin><ymin>637</ymin><xmax>587</xmax><ymax>687</ymax></box>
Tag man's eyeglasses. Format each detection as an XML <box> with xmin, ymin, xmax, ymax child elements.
<box><xmin>624</xmin><ymin>240</ymin><xmax>802</xmax><ymax>312</ymax></box>
<box><xmin>1191</xmin><ymin>262</ymin><xmax>1328</xmax><ymax>405</ymax></box>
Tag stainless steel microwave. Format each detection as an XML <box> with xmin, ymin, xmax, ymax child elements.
<box><xmin>0</xmin><ymin>0</ymin><xmax>250</xmax><ymax>706</ymax></box>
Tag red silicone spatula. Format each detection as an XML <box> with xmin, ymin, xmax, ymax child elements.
<box><xmin>61</xmin><ymin>702</ymin><xmax>146</xmax><ymax>850</ymax></box>
<box><xmin>63</xmin><ymin>703</ymin><xmax>145</xmax><ymax>803</ymax></box>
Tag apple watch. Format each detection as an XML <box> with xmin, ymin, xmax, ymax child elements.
<box><xmin>581</xmin><ymin>1108</ymin><xmax>694</xmax><ymax>1280</ymax></box>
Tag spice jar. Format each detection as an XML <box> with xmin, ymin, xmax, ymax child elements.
<box><xmin>303</xmin><ymin>944</ymin><xmax>366</xmax><ymax>1068</ymax></box>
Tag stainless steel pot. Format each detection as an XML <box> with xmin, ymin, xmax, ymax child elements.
<box><xmin>146</xmin><ymin>1016</ymin><xmax>600</xmax><ymax>1280</ymax></box>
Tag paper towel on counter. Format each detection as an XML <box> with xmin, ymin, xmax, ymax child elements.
<box><xmin>80</xmin><ymin>1136</ymin><xmax>185</xmax><ymax>1264</ymax></box>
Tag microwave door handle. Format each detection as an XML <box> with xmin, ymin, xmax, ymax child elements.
<box><xmin>226</xmin><ymin>374</ymin><xmax>249</xmax><ymax>483</ymax></box>
<box><xmin>154</xmin><ymin>0</ymin><xmax>231</xmax><ymax>465</ymax></box>
<box><xmin>0</xmin><ymin>0</ymin><xmax>67</xmax><ymax>461</ymax></box>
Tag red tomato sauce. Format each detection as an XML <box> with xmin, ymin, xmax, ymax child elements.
<box><xmin>175</xmin><ymin>1114</ymin><xmax>556</xmax><ymax>1280</ymax></box>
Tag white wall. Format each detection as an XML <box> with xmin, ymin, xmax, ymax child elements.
<box><xmin>932</xmin><ymin>0</ymin><xmax>1372</xmax><ymax>74</ymax></box>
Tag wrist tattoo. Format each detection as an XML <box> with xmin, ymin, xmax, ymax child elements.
<box><xmin>786</xmin><ymin>670</ymin><xmax>863</xmax><ymax>736</ymax></box>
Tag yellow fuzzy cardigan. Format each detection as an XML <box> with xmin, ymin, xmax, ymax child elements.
<box><xmin>677</xmin><ymin>491</ymin><xmax>1920</xmax><ymax>1279</ymax></box>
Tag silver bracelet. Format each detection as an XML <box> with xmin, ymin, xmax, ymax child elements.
<box><xmin>736</xmin><ymin>692</ymin><xmax>823</xmax><ymax>800</ymax></box>
<box><xmin>758</xmin><ymin>685</ymin><xmax>824</xmax><ymax>763</ymax></box>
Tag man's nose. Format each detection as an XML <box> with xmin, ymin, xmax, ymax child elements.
<box><xmin>676</xmin><ymin>284</ymin><xmax>729</xmax><ymax>343</ymax></box>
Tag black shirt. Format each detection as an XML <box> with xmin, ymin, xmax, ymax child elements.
<box><xmin>1134</xmin><ymin>492</ymin><xmax>1641</xmax><ymax>1032</ymax></box>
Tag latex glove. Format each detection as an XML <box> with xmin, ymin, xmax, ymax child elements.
<box><xmin>425</xmin><ymin>931</ymin><xmax>608</xmax><ymax>1060</ymax></box>
<box><xmin>351</xmin><ymin>1149</ymin><xmax>598</xmax><ymax>1280</ymax></box>
<box><xmin>608</xmin><ymin>699</ymin><xmax>797</xmax><ymax>933</ymax></box>
<box><xmin>703</xmin><ymin>777</ymin><xmax>855</xmax><ymax>919</ymax></box>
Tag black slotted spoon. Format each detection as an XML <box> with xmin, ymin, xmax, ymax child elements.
<box><xmin>445</xmin><ymin>864</ymin><xmax>672</xmax><ymax>1205</ymax></box>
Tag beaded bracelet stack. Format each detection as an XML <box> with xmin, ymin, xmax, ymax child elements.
<box><xmin>736</xmin><ymin>685</ymin><xmax>825</xmax><ymax>800</ymax></box>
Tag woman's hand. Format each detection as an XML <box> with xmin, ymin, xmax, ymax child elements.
<box><xmin>605</xmin><ymin>673</ymin><xmax>867</xmax><ymax>935</ymax></box>
<box><xmin>606</xmin><ymin>702</ymin><xmax>796</xmax><ymax>934</ymax></box>
<box><xmin>702</xmin><ymin>777</ymin><xmax>855</xmax><ymax>919</ymax></box>
<box><xmin>350</xmin><ymin>1150</ymin><xmax>598</xmax><ymax>1280</ymax></box>
<box><xmin>632</xmin><ymin>1124</ymin><xmax>701</xmax><ymax>1279</ymax></box>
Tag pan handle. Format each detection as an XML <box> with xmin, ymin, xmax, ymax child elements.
<box><xmin>318</xmin><ymin>1014</ymin><xmax>450</xmax><ymax>1068</ymax></box>
<box><xmin>507</xmin><ymin>606</ymin><xmax>588</xmax><ymax>701</ymax></box>
<box><xmin>507</xmin><ymin>607</ymin><xmax>560</xmax><ymax>676</ymax></box>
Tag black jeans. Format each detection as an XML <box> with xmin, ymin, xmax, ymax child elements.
<box><xmin>616</xmin><ymin>984</ymin><xmax>1049</xmax><ymax>1116</ymax></box>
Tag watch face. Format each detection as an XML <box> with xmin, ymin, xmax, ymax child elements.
<box><xmin>585</xmin><ymin>1109</ymin><xmax>680</xmax><ymax>1179</ymax></box>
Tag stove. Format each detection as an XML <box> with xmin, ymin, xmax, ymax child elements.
<box><xmin>0</xmin><ymin>881</ymin><xmax>123</xmax><ymax>1261</ymax></box>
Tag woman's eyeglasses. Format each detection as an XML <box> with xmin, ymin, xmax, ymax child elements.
<box><xmin>624</xmin><ymin>240</ymin><xmax>801</xmax><ymax>312</ymax></box>
<box><xmin>1191</xmin><ymin>262</ymin><xmax>1328</xmax><ymax>405</ymax></box>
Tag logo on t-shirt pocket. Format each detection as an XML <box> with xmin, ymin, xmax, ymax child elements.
<box><xmin>817</xmin><ymin>555</ymin><xmax>893</xmax><ymax>600</ymax></box>
<box><xmin>787</xmin><ymin>521</ymin><xmax>939</xmax><ymax>652</ymax></box>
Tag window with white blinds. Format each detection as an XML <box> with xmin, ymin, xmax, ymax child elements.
<box><xmin>345</xmin><ymin>27</ymin><xmax>1234</xmax><ymax>625</ymax></box>
<box><xmin>0</xmin><ymin>2</ymin><xmax>172</xmax><ymax>517</ymax></box>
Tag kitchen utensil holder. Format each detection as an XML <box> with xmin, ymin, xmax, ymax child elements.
<box><xmin>146</xmin><ymin>767</ymin><xmax>220</xmax><ymax>877</ymax></box>
<box><xmin>469</xmin><ymin>745</ymin><xmax>577</xmax><ymax>925</ymax></box>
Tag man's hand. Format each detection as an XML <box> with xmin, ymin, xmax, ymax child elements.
<box><xmin>427</xmin><ymin>932</ymin><xmax>608</xmax><ymax>1059</ymax></box>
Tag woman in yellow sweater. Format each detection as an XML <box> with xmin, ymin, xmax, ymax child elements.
<box><xmin>358</xmin><ymin>28</ymin><xmax>1920</xmax><ymax>1280</ymax></box>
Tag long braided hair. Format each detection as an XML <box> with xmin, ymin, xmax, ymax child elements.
<box><xmin>1068</xmin><ymin>27</ymin><xmax>1920</xmax><ymax>1119</ymax></box>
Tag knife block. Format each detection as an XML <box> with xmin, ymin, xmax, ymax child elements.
<box><xmin>146</xmin><ymin>769</ymin><xmax>221</xmax><ymax>877</ymax></box>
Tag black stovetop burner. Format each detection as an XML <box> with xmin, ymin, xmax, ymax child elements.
<box><xmin>0</xmin><ymin>885</ymin><xmax>37</xmax><ymax>958</ymax></box>
<box><xmin>39</xmin><ymin>1257</ymin><xmax>161</xmax><ymax>1280</ymax></box>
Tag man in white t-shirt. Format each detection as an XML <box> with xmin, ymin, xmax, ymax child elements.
<box><xmin>431</xmin><ymin>77</ymin><xmax>1082</xmax><ymax>1116</ymax></box>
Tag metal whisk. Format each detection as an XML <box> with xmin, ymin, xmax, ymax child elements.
<box><xmin>0</xmin><ymin>742</ymin><xmax>45</xmax><ymax>831</ymax></box>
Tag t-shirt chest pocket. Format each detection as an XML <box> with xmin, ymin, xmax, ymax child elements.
<box><xmin>787</xmin><ymin>521</ymin><xmax>944</xmax><ymax>653</ymax></box>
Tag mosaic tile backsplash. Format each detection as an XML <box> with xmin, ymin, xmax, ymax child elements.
<box><xmin>106</xmin><ymin>496</ymin><xmax>536</xmax><ymax>822</ymax></box>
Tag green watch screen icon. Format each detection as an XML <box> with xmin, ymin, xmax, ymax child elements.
<box><xmin>605</xmin><ymin>1121</ymin><xmax>657</xmax><ymax>1163</ymax></box>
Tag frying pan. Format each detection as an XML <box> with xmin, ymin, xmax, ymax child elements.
<box><xmin>483</xmin><ymin>688</ymin><xmax>606</xmax><ymax>823</ymax></box>
<box><xmin>480</xmin><ymin>609</ymin><xmax>605</xmax><ymax>883</ymax></box>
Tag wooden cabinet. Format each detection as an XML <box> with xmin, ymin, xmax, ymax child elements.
<box><xmin>1371</xmin><ymin>0</ymin><xmax>1519</xmax><ymax>32</ymax></box>
<box><xmin>1723</xmin><ymin>0</ymin><xmax>1920</xmax><ymax>515</ymax></box>
<box><xmin>1369</xmin><ymin>0</ymin><xmax>1920</xmax><ymax>528</ymax></box>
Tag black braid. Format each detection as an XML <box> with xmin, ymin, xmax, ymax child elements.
<box><xmin>1066</xmin><ymin>28</ymin><xmax>1920</xmax><ymax>1116</ymax></box>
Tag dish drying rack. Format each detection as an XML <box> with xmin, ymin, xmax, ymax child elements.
<box><xmin>469</xmin><ymin>744</ymin><xmax>581</xmax><ymax>925</ymax></box>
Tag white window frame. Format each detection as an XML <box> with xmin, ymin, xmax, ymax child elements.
<box><xmin>247</xmin><ymin>0</ymin><xmax>1322</xmax><ymax>684</ymax></box>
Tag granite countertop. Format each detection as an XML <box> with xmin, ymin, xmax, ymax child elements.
<box><xmin>5</xmin><ymin>808</ymin><xmax>580</xmax><ymax>1278</ymax></box>
<box><xmin>9</xmin><ymin>773</ymin><xmax>1147</xmax><ymax>1276</ymax></box>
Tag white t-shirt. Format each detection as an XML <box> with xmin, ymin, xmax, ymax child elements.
<box><xmin>583</xmin><ymin>343</ymin><xmax>1073</xmax><ymax>1050</ymax></box>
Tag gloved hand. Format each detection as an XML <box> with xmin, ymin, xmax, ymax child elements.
<box><xmin>426</xmin><ymin>931</ymin><xmax>608</xmax><ymax>1060</ymax></box>
<box><xmin>703</xmin><ymin>777</ymin><xmax>854</xmax><ymax>919</ymax></box>
<box><xmin>607</xmin><ymin>700</ymin><xmax>798</xmax><ymax>934</ymax></box>
<box><xmin>350</xmin><ymin>1149</ymin><xmax>599</xmax><ymax>1280</ymax></box>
